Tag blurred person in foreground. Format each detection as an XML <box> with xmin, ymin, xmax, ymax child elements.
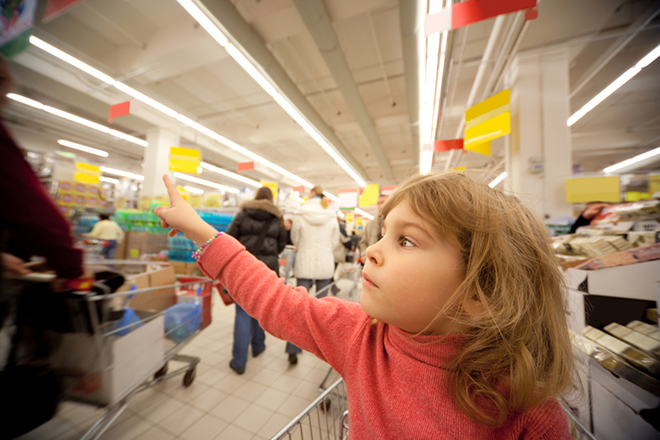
<box><xmin>226</xmin><ymin>186</ymin><xmax>286</xmax><ymax>374</ymax></box>
<box><xmin>0</xmin><ymin>55</ymin><xmax>89</xmax><ymax>439</ymax></box>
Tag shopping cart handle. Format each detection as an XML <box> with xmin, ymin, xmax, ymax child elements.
<box><xmin>6</xmin><ymin>272</ymin><xmax>56</xmax><ymax>283</ymax></box>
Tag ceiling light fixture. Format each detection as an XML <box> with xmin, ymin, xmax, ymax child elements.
<box><xmin>29</xmin><ymin>36</ymin><xmax>116</xmax><ymax>85</ymax></box>
<box><xmin>100</xmin><ymin>166</ymin><xmax>144</xmax><ymax>181</ymax></box>
<box><xmin>173</xmin><ymin>172</ymin><xmax>240</xmax><ymax>194</ymax></box>
<box><xmin>183</xmin><ymin>185</ymin><xmax>204</xmax><ymax>194</ymax></box>
<box><xmin>568</xmin><ymin>42</ymin><xmax>660</xmax><ymax>127</ymax></box>
<box><xmin>29</xmin><ymin>36</ymin><xmax>319</xmax><ymax>189</ymax></box>
<box><xmin>488</xmin><ymin>172</ymin><xmax>507</xmax><ymax>188</ymax></box>
<box><xmin>323</xmin><ymin>192</ymin><xmax>340</xmax><ymax>203</ymax></box>
<box><xmin>58</xmin><ymin>139</ymin><xmax>108</xmax><ymax>157</ymax></box>
<box><xmin>175</xmin><ymin>0</ymin><xmax>366</xmax><ymax>187</ymax></box>
<box><xmin>420</xmin><ymin>0</ymin><xmax>448</xmax><ymax>175</ymax></box>
<box><xmin>355</xmin><ymin>208</ymin><xmax>375</xmax><ymax>220</ymax></box>
<box><xmin>7</xmin><ymin>93</ymin><xmax>148</xmax><ymax>147</ymax></box>
<box><xmin>603</xmin><ymin>146</ymin><xmax>660</xmax><ymax>173</ymax></box>
<box><xmin>99</xmin><ymin>176</ymin><xmax>120</xmax><ymax>184</ymax></box>
<box><xmin>200</xmin><ymin>162</ymin><xmax>261</xmax><ymax>188</ymax></box>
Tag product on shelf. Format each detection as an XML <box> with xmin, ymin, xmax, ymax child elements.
<box><xmin>114</xmin><ymin>210</ymin><xmax>166</xmax><ymax>234</ymax></box>
<box><xmin>604</xmin><ymin>323</ymin><xmax>660</xmax><ymax>360</ymax></box>
<box><xmin>583</xmin><ymin>326</ymin><xmax>660</xmax><ymax>377</ymax></box>
<box><xmin>628</xmin><ymin>321</ymin><xmax>660</xmax><ymax>342</ymax></box>
<box><xmin>575</xmin><ymin>243</ymin><xmax>660</xmax><ymax>270</ymax></box>
<box><xmin>167</xmin><ymin>210</ymin><xmax>235</xmax><ymax>262</ymax></box>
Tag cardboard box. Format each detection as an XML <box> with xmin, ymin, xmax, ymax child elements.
<box><xmin>117</xmin><ymin>267</ymin><xmax>176</xmax><ymax>313</ymax></box>
<box><xmin>170</xmin><ymin>261</ymin><xmax>200</xmax><ymax>276</ymax></box>
<box><xmin>51</xmin><ymin>311</ymin><xmax>164</xmax><ymax>406</ymax></box>
<box><xmin>563</xmin><ymin>259</ymin><xmax>660</xmax><ymax>301</ymax></box>
<box><xmin>126</xmin><ymin>232</ymin><xmax>168</xmax><ymax>259</ymax></box>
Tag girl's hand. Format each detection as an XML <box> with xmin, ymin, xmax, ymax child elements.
<box><xmin>154</xmin><ymin>175</ymin><xmax>218</xmax><ymax>244</ymax></box>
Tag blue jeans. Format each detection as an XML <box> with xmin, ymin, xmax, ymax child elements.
<box><xmin>100</xmin><ymin>240</ymin><xmax>117</xmax><ymax>260</ymax></box>
<box><xmin>231</xmin><ymin>303</ymin><xmax>266</xmax><ymax>370</ymax></box>
<box><xmin>285</xmin><ymin>278</ymin><xmax>332</xmax><ymax>355</ymax></box>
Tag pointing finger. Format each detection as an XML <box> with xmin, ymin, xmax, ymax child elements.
<box><xmin>162</xmin><ymin>175</ymin><xmax>183</xmax><ymax>205</ymax></box>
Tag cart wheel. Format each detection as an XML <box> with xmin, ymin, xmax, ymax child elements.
<box><xmin>154</xmin><ymin>363</ymin><xmax>168</xmax><ymax>380</ymax></box>
<box><xmin>319</xmin><ymin>397</ymin><xmax>331</xmax><ymax>412</ymax></box>
<box><xmin>183</xmin><ymin>367</ymin><xmax>196</xmax><ymax>387</ymax></box>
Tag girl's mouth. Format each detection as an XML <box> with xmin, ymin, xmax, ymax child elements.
<box><xmin>362</xmin><ymin>273</ymin><xmax>378</xmax><ymax>288</ymax></box>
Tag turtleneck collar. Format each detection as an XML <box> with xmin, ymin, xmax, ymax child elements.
<box><xmin>385</xmin><ymin>324</ymin><xmax>465</xmax><ymax>369</ymax></box>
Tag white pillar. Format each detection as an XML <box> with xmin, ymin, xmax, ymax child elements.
<box><xmin>505</xmin><ymin>49</ymin><xmax>573</xmax><ymax>221</ymax></box>
<box><xmin>142</xmin><ymin>128</ymin><xmax>179</xmax><ymax>198</ymax></box>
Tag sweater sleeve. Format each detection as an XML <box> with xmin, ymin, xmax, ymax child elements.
<box><xmin>197</xmin><ymin>233</ymin><xmax>366</xmax><ymax>374</ymax></box>
<box><xmin>0</xmin><ymin>123</ymin><xmax>83</xmax><ymax>279</ymax></box>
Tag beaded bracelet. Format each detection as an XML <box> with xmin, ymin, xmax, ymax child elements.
<box><xmin>192</xmin><ymin>232</ymin><xmax>224</xmax><ymax>261</ymax></box>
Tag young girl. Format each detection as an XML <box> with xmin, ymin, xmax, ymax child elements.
<box><xmin>155</xmin><ymin>172</ymin><xmax>574</xmax><ymax>439</ymax></box>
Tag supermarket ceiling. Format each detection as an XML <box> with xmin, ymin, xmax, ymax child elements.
<box><xmin>4</xmin><ymin>0</ymin><xmax>660</xmax><ymax>196</ymax></box>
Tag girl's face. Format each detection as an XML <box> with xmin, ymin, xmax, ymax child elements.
<box><xmin>361</xmin><ymin>200</ymin><xmax>465</xmax><ymax>334</ymax></box>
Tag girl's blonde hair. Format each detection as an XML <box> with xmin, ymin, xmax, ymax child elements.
<box><xmin>380</xmin><ymin>171</ymin><xmax>574</xmax><ymax>426</ymax></box>
<box><xmin>311</xmin><ymin>185</ymin><xmax>329</xmax><ymax>209</ymax></box>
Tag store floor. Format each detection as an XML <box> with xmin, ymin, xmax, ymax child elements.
<box><xmin>16</xmin><ymin>276</ymin><xmax>359</xmax><ymax>440</ymax></box>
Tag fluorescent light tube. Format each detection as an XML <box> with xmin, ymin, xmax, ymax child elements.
<box><xmin>99</xmin><ymin>176</ymin><xmax>120</xmax><ymax>184</ymax></box>
<box><xmin>29</xmin><ymin>36</ymin><xmax>116</xmax><ymax>85</ymax></box>
<box><xmin>7</xmin><ymin>93</ymin><xmax>44</xmax><ymax>109</ymax></box>
<box><xmin>173</xmin><ymin>172</ymin><xmax>239</xmax><ymax>193</ymax></box>
<box><xmin>28</xmin><ymin>37</ymin><xmax>332</xmax><ymax>187</ymax></box>
<box><xmin>226</xmin><ymin>44</ymin><xmax>278</xmax><ymax>97</ymax></box>
<box><xmin>184</xmin><ymin>186</ymin><xmax>204</xmax><ymax>194</ymax></box>
<box><xmin>603</xmin><ymin>146</ymin><xmax>660</xmax><ymax>173</ymax></box>
<box><xmin>355</xmin><ymin>208</ymin><xmax>375</xmax><ymax>220</ymax></box>
<box><xmin>489</xmin><ymin>172</ymin><xmax>507</xmax><ymax>188</ymax></box>
<box><xmin>568</xmin><ymin>43</ymin><xmax>660</xmax><ymax>127</ymax></box>
<box><xmin>100</xmin><ymin>166</ymin><xmax>144</xmax><ymax>180</ymax></box>
<box><xmin>200</xmin><ymin>162</ymin><xmax>261</xmax><ymax>187</ymax></box>
<box><xmin>176</xmin><ymin>0</ymin><xmax>228</xmax><ymax>47</ymax></box>
<box><xmin>113</xmin><ymin>82</ymin><xmax>178</xmax><ymax>118</ymax></box>
<box><xmin>8</xmin><ymin>93</ymin><xmax>148</xmax><ymax>147</ymax></box>
<box><xmin>58</xmin><ymin>140</ymin><xmax>108</xmax><ymax>157</ymax></box>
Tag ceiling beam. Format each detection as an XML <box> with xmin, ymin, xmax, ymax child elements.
<box><xmin>569</xmin><ymin>3</ymin><xmax>660</xmax><ymax>99</ymax></box>
<box><xmin>399</xmin><ymin>0</ymin><xmax>425</xmax><ymax>168</ymax></box>
<box><xmin>291</xmin><ymin>0</ymin><xmax>394</xmax><ymax>182</ymax></box>
<box><xmin>197</xmin><ymin>0</ymin><xmax>369</xmax><ymax>184</ymax></box>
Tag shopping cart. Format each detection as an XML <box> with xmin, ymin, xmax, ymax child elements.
<box><xmin>272</xmin><ymin>378</ymin><xmax>349</xmax><ymax>440</ymax></box>
<box><xmin>77</xmin><ymin>238</ymin><xmax>110</xmax><ymax>260</ymax></box>
<box><xmin>9</xmin><ymin>268</ymin><xmax>214</xmax><ymax>440</ymax></box>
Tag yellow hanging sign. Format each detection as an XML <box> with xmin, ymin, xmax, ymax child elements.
<box><xmin>464</xmin><ymin>89</ymin><xmax>511</xmax><ymax>156</ymax></box>
<box><xmin>260</xmin><ymin>181</ymin><xmax>278</xmax><ymax>201</ymax></box>
<box><xmin>565</xmin><ymin>176</ymin><xmax>620</xmax><ymax>203</ymax></box>
<box><xmin>74</xmin><ymin>162</ymin><xmax>101</xmax><ymax>185</ymax></box>
<box><xmin>359</xmin><ymin>184</ymin><xmax>379</xmax><ymax>208</ymax></box>
<box><xmin>169</xmin><ymin>147</ymin><xmax>201</xmax><ymax>174</ymax></box>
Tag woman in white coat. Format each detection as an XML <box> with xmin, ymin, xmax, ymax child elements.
<box><xmin>286</xmin><ymin>185</ymin><xmax>338</xmax><ymax>364</ymax></box>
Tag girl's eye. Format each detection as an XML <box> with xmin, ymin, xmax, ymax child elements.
<box><xmin>399</xmin><ymin>236</ymin><xmax>415</xmax><ymax>248</ymax></box>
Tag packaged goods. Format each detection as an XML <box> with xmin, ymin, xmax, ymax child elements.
<box><xmin>604</xmin><ymin>323</ymin><xmax>660</xmax><ymax>360</ymax></box>
<box><xmin>582</xmin><ymin>326</ymin><xmax>660</xmax><ymax>377</ymax></box>
<box><xmin>628</xmin><ymin>320</ymin><xmax>660</xmax><ymax>342</ymax></box>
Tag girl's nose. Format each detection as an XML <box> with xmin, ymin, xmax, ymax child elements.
<box><xmin>366</xmin><ymin>240</ymin><xmax>383</xmax><ymax>266</ymax></box>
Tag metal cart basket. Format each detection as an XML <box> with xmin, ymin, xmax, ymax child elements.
<box><xmin>272</xmin><ymin>378</ymin><xmax>348</xmax><ymax>440</ymax></box>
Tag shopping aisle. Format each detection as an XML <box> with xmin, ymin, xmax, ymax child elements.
<box><xmin>14</xmin><ymin>277</ymin><xmax>359</xmax><ymax>440</ymax></box>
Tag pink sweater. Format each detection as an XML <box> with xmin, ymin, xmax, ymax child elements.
<box><xmin>198</xmin><ymin>234</ymin><xmax>570</xmax><ymax>439</ymax></box>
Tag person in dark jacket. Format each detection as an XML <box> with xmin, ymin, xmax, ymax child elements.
<box><xmin>226</xmin><ymin>186</ymin><xmax>287</xmax><ymax>374</ymax></box>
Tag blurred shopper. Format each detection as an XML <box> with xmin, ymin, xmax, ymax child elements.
<box><xmin>0</xmin><ymin>56</ymin><xmax>88</xmax><ymax>438</ymax></box>
<box><xmin>280</xmin><ymin>218</ymin><xmax>296</xmax><ymax>283</ymax></box>
<box><xmin>331</xmin><ymin>216</ymin><xmax>351</xmax><ymax>295</ymax></box>
<box><xmin>226</xmin><ymin>186</ymin><xmax>286</xmax><ymax>374</ymax></box>
<box><xmin>569</xmin><ymin>202</ymin><xmax>613</xmax><ymax>233</ymax></box>
<box><xmin>287</xmin><ymin>185</ymin><xmax>338</xmax><ymax>364</ymax></box>
<box><xmin>359</xmin><ymin>193</ymin><xmax>389</xmax><ymax>257</ymax></box>
<box><xmin>84</xmin><ymin>213</ymin><xmax>124</xmax><ymax>260</ymax></box>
